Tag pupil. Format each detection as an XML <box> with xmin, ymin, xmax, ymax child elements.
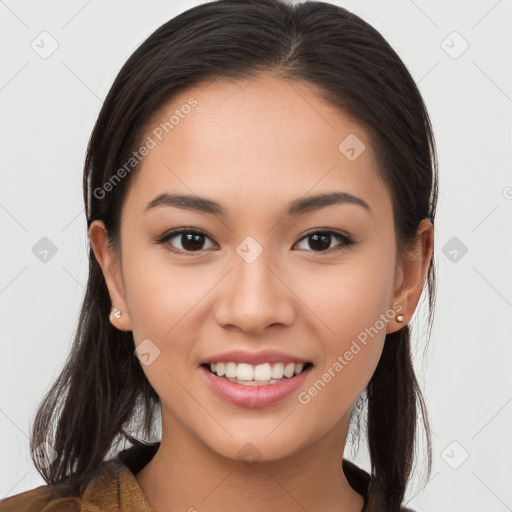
<box><xmin>182</xmin><ymin>233</ymin><xmax>204</xmax><ymax>251</ymax></box>
<box><xmin>309</xmin><ymin>233</ymin><xmax>330</xmax><ymax>251</ymax></box>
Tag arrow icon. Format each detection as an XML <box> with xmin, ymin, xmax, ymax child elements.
<box><xmin>338</xmin><ymin>134</ymin><xmax>365</xmax><ymax>161</ymax></box>
<box><xmin>135</xmin><ymin>339</ymin><xmax>161</xmax><ymax>366</ymax></box>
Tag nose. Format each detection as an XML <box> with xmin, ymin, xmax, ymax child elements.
<box><xmin>213</xmin><ymin>251</ymin><xmax>295</xmax><ymax>335</ymax></box>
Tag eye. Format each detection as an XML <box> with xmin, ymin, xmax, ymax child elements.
<box><xmin>156</xmin><ymin>228</ymin><xmax>217</xmax><ymax>255</ymax></box>
<box><xmin>155</xmin><ymin>228</ymin><xmax>356</xmax><ymax>256</ymax></box>
<box><xmin>294</xmin><ymin>230</ymin><xmax>356</xmax><ymax>254</ymax></box>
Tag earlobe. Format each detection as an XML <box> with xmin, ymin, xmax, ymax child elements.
<box><xmin>88</xmin><ymin>220</ymin><xmax>132</xmax><ymax>332</ymax></box>
<box><xmin>387</xmin><ymin>219</ymin><xmax>434</xmax><ymax>333</ymax></box>
<box><xmin>109</xmin><ymin>306</ymin><xmax>130</xmax><ymax>331</ymax></box>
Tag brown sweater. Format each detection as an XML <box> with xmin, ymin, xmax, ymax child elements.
<box><xmin>0</xmin><ymin>442</ymin><xmax>416</xmax><ymax>511</ymax></box>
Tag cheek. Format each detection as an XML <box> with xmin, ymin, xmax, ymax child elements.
<box><xmin>120</xmin><ymin>243</ymin><xmax>221</xmax><ymax>379</ymax></box>
<box><xmin>121</xmin><ymin>239</ymin><xmax>204</xmax><ymax>334</ymax></box>
<box><xmin>294</xmin><ymin>250</ymin><xmax>394</xmax><ymax>341</ymax></box>
<box><xmin>292</xmin><ymin>254</ymin><xmax>393</xmax><ymax>406</ymax></box>
<box><xmin>120</xmin><ymin>250</ymin><xmax>207</xmax><ymax>410</ymax></box>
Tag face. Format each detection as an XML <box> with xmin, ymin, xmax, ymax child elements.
<box><xmin>92</xmin><ymin>73</ymin><xmax>409</xmax><ymax>463</ymax></box>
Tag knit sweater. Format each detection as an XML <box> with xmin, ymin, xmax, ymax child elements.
<box><xmin>0</xmin><ymin>442</ymin><xmax>416</xmax><ymax>511</ymax></box>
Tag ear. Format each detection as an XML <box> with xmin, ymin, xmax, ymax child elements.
<box><xmin>387</xmin><ymin>218</ymin><xmax>434</xmax><ymax>333</ymax></box>
<box><xmin>89</xmin><ymin>220</ymin><xmax>132</xmax><ymax>332</ymax></box>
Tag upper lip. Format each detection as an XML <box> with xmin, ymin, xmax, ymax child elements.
<box><xmin>200</xmin><ymin>349</ymin><xmax>312</xmax><ymax>366</ymax></box>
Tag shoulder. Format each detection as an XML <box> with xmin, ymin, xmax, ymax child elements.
<box><xmin>0</xmin><ymin>484</ymin><xmax>74</xmax><ymax>512</ymax></box>
<box><xmin>0</xmin><ymin>460</ymin><xmax>122</xmax><ymax>512</ymax></box>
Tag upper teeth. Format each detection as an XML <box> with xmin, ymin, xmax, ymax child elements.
<box><xmin>209</xmin><ymin>362</ymin><xmax>305</xmax><ymax>381</ymax></box>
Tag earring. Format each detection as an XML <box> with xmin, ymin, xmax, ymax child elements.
<box><xmin>396</xmin><ymin>314</ymin><xmax>405</xmax><ymax>323</ymax></box>
<box><xmin>111</xmin><ymin>307</ymin><xmax>122</xmax><ymax>319</ymax></box>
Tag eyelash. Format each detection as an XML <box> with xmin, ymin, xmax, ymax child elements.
<box><xmin>155</xmin><ymin>228</ymin><xmax>356</xmax><ymax>256</ymax></box>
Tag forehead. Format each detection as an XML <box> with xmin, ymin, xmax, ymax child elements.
<box><xmin>122</xmin><ymin>73</ymin><xmax>391</xmax><ymax>220</ymax></box>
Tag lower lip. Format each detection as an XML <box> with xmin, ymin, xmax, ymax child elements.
<box><xmin>199</xmin><ymin>365</ymin><xmax>312</xmax><ymax>408</ymax></box>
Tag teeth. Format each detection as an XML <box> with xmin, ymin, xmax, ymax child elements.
<box><xmin>294</xmin><ymin>363</ymin><xmax>304</xmax><ymax>375</ymax></box>
<box><xmin>253</xmin><ymin>363</ymin><xmax>271</xmax><ymax>381</ymax></box>
<box><xmin>271</xmin><ymin>363</ymin><xmax>284</xmax><ymax>379</ymax></box>
<box><xmin>237</xmin><ymin>363</ymin><xmax>255</xmax><ymax>381</ymax></box>
<box><xmin>225</xmin><ymin>362</ymin><xmax>237</xmax><ymax>378</ymax></box>
<box><xmin>207</xmin><ymin>361</ymin><xmax>308</xmax><ymax>383</ymax></box>
<box><xmin>283</xmin><ymin>362</ymin><xmax>295</xmax><ymax>378</ymax></box>
<box><xmin>225</xmin><ymin>377</ymin><xmax>284</xmax><ymax>386</ymax></box>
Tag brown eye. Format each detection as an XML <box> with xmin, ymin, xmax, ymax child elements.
<box><xmin>156</xmin><ymin>229</ymin><xmax>216</xmax><ymax>254</ymax></box>
<box><xmin>156</xmin><ymin>228</ymin><xmax>355</xmax><ymax>256</ymax></box>
<box><xmin>295</xmin><ymin>230</ymin><xmax>355</xmax><ymax>254</ymax></box>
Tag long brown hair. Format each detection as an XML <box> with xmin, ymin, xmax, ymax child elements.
<box><xmin>30</xmin><ymin>1</ymin><xmax>438</xmax><ymax>509</ymax></box>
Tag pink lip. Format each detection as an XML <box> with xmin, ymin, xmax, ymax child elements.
<box><xmin>200</xmin><ymin>349</ymin><xmax>311</xmax><ymax>366</ymax></box>
<box><xmin>199</xmin><ymin>364</ymin><xmax>312</xmax><ymax>408</ymax></box>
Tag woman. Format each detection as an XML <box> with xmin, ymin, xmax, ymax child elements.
<box><xmin>0</xmin><ymin>0</ymin><xmax>437</xmax><ymax>510</ymax></box>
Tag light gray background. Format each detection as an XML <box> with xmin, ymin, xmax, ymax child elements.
<box><xmin>1</xmin><ymin>1</ymin><xmax>511</xmax><ymax>510</ymax></box>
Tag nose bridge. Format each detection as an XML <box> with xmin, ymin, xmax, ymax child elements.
<box><xmin>215</xmin><ymin>238</ymin><xmax>294</xmax><ymax>332</ymax></box>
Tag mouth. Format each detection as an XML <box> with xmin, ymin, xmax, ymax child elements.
<box><xmin>200</xmin><ymin>361</ymin><xmax>314</xmax><ymax>386</ymax></box>
<box><xmin>199</xmin><ymin>360</ymin><xmax>314</xmax><ymax>408</ymax></box>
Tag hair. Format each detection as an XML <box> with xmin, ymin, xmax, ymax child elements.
<box><xmin>29</xmin><ymin>1</ymin><xmax>438</xmax><ymax>510</ymax></box>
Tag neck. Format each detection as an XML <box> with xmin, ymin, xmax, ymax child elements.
<box><xmin>135</xmin><ymin>409</ymin><xmax>364</xmax><ymax>512</ymax></box>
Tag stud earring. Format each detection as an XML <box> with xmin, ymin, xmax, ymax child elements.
<box><xmin>111</xmin><ymin>307</ymin><xmax>122</xmax><ymax>319</ymax></box>
<box><xmin>396</xmin><ymin>313</ymin><xmax>405</xmax><ymax>322</ymax></box>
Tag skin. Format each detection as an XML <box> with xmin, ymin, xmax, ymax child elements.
<box><xmin>90</xmin><ymin>73</ymin><xmax>434</xmax><ymax>512</ymax></box>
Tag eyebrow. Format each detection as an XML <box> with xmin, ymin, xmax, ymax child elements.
<box><xmin>143</xmin><ymin>191</ymin><xmax>371</xmax><ymax>217</ymax></box>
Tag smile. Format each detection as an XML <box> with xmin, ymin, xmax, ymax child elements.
<box><xmin>199</xmin><ymin>362</ymin><xmax>313</xmax><ymax>408</ymax></box>
<box><xmin>203</xmin><ymin>361</ymin><xmax>312</xmax><ymax>386</ymax></box>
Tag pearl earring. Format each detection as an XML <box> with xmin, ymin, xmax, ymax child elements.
<box><xmin>396</xmin><ymin>314</ymin><xmax>405</xmax><ymax>322</ymax></box>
